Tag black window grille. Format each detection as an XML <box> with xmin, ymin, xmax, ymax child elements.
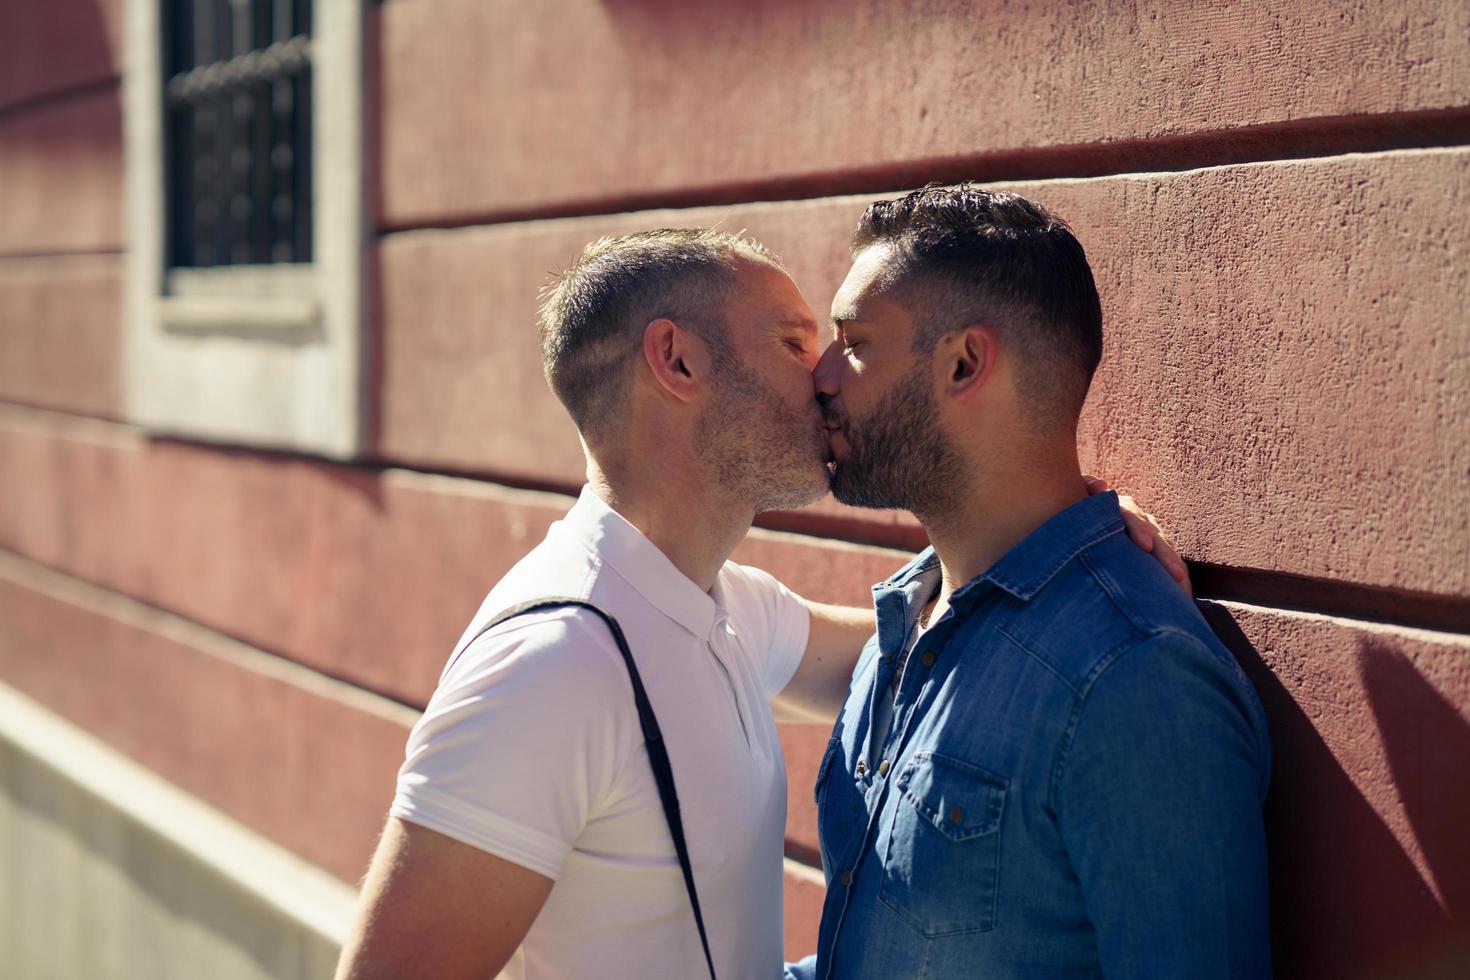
<box><xmin>164</xmin><ymin>0</ymin><xmax>313</xmax><ymax>268</ymax></box>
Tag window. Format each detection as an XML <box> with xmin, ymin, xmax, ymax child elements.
<box><xmin>164</xmin><ymin>0</ymin><xmax>314</xmax><ymax>269</ymax></box>
<box><xmin>125</xmin><ymin>0</ymin><xmax>365</xmax><ymax>458</ymax></box>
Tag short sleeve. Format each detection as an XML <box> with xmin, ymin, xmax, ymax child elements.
<box><xmin>718</xmin><ymin>561</ymin><xmax>811</xmax><ymax>699</ymax></box>
<box><xmin>389</xmin><ymin>610</ymin><xmax>636</xmax><ymax>880</ymax></box>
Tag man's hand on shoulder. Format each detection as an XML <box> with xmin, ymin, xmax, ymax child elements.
<box><xmin>334</xmin><ymin>817</ymin><xmax>553</xmax><ymax>980</ymax></box>
<box><xmin>1084</xmin><ymin>475</ymin><xmax>1192</xmax><ymax>597</ymax></box>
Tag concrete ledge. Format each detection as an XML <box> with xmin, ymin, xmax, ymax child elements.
<box><xmin>0</xmin><ymin>681</ymin><xmax>356</xmax><ymax>979</ymax></box>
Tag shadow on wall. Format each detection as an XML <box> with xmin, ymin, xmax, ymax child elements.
<box><xmin>0</xmin><ymin>0</ymin><xmax>118</xmax><ymax>111</ymax></box>
<box><xmin>1199</xmin><ymin>604</ymin><xmax>1470</xmax><ymax>980</ymax></box>
<box><xmin>1358</xmin><ymin>637</ymin><xmax>1470</xmax><ymax>975</ymax></box>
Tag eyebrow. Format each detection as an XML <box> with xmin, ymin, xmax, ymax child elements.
<box><xmin>776</xmin><ymin>317</ymin><xmax>820</xmax><ymax>334</ymax></box>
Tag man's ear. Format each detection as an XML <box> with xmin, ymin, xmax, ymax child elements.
<box><xmin>642</xmin><ymin>318</ymin><xmax>706</xmax><ymax>402</ymax></box>
<box><xmin>940</xmin><ymin>324</ymin><xmax>998</xmax><ymax>402</ymax></box>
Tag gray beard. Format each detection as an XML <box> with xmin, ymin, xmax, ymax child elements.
<box><xmin>695</xmin><ymin>358</ymin><xmax>829</xmax><ymax>514</ymax></box>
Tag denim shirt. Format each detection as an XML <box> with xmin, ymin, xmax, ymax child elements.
<box><xmin>792</xmin><ymin>493</ymin><xmax>1272</xmax><ymax>979</ymax></box>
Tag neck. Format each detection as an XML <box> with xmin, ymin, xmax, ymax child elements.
<box><xmin>586</xmin><ymin>447</ymin><xmax>754</xmax><ymax>594</ymax></box>
<box><xmin>920</xmin><ymin>440</ymin><xmax>1088</xmax><ymax>605</ymax></box>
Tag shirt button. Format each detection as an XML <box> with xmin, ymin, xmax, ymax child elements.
<box><xmin>884</xmin><ymin>652</ymin><xmax>894</xmax><ymax>666</ymax></box>
<box><xmin>840</xmin><ymin>870</ymin><xmax>853</xmax><ymax>886</ymax></box>
<box><xmin>921</xmin><ymin>650</ymin><xmax>937</xmax><ymax>667</ymax></box>
<box><xmin>877</xmin><ymin>759</ymin><xmax>890</xmax><ymax>777</ymax></box>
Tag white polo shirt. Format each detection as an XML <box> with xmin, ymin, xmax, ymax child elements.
<box><xmin>391</xmin><ymin>487</ymin><xmax>810</xmax><ymax>979</ymax></box>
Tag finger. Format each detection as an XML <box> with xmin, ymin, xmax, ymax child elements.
<box><xmin>1082</xmin><ymin>474</ymin><xmax>1111</xmax><ymax>494</ymax></box>
<box><xmin>1153</xmin><ymin>536</ymin><xmax>1194</xmax><ymax>598</ymax></box>
<box><xmin>1120</xmin><ymin>508</ymin><xmax>1156</xmax><ymax>552</ymax></box>
<box><xmin>1142</xmin><ymin>512</ymin><xmax>1177</xmax><ymax>556</ymax></box>
<box><xmin>1174</xmin><ymin>561</ymin><xmax>1194</xmax><ymax>598</ymax></box>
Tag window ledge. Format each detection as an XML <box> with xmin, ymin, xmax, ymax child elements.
<box><xmin>160</xmin><ymin>295</ymin><xmax>320</xmax><ymax>335</ymax></box>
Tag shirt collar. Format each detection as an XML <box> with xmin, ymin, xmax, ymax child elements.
<box><xmin>556</xmin><ymin>486</ymin><xmax>720</xmax><ymax>640</ymax></box>
<box><xmin>880</xmin><ymin>491</ymin><xmax>1126</xmax><ymax>604</ymax></box>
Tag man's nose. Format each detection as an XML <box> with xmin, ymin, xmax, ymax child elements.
<box><xmin>813</xmin><ymin>340</ymin><xmax>841</xmax><ymax>398</ymax></box>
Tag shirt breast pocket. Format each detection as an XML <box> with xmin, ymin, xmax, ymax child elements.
<box><xmin>880</xmin><ymin>750</ymin><xmax>1007</xmax><ymax>937</ymax></box>
<box><xmin>814</xmin><ymin>735</ymin><xmax>861</xmax><ymax>877</ymax></box>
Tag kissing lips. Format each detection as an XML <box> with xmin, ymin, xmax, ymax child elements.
<box><xmin>821</xmin><ymin>418</ymin><xmax>844</xmax><ymax>473</ymax></box>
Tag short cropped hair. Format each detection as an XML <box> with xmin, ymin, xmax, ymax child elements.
<box><xmin>851</xmin><ymin>184</ymin><xmax>1103</xmax><ymax>428</ymax></box>
<box><xmin>538</xmin><ymin>228</ymin><xmax>781</xmax><ymax>444</ymax></box>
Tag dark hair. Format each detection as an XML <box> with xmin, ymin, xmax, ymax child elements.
<box><xmin>851</xmin><ymin>184</ymin><xmax>1103</xmax><ymax>427</ymax></box>
<box><xmin>538</xmin><ymin>228</ymin><xmax>781</xmax><ymax>444</ymax></box>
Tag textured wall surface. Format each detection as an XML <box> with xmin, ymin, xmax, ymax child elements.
<box><xmin>1</xmin><ymin>0</ymin><xmax>1467</xmax><ymax>975</ymax></box>
<box><xmin>0</xmin><ymin>88</ymin><xmax>124</xmax><ymax>257</ymax></box>
<box><xmin>0</xmin><ymin>0</ymin><xmax>124</xmax><ymax>113</ymax></box>
<box><xmin>0</xmin><ymin>257</ymin><xmax>122</xmax><ymax>418</ymax></box>
<box><xmin>377</xmin><ymin>0</ymin><xmax>1470</xmax><ymax>224</ymax></box>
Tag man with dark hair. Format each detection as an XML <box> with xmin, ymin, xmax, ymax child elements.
<box><xmin>791</xmin><ymin>186</ymin><xmax>1272</xmax><ymax>978</ymax></box>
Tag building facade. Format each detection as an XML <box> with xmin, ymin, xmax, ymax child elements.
<box><xmin>1</xmin><ymin>0</ymin><xmax>1467</xmax><ymax>976</ymax></box>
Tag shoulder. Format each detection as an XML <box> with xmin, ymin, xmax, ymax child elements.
<box><xmin>446</xmin><ymin>521</ymin><xmax>629</xmax><ymax>680</ymax></box>
<box><xmin>413</xmin><ymin>603</ymin><xmax>640</xmax><ymax>779</ymax></box>
<box><xmin>1083</xmin><ymin>628</ymin><xmax>1249</xmax><ymax>702</ymax></box>
<box><xmin>718</xmin><ymin>559</ymin><xmax>790</xmax><ymax>602</ymax></box>
<box><xmin>440</xmin><ymin>604</ymin><xmax>629</xmax><ymax>701</ymax></box>
<box><xmin>716</xmin><ymin>559</ymin><xmax>805</xmax><ymax>630</ymax></box>
<box><xmin>1058</xmin><ymin>627</ymin><xmax>1272</xmax><ymax>802</ymax></box>
<box><xmin>998</xmin><ymin>532</ymin><xmax>1220</xmax><ymax>690</ymax></box>
<box><xmin>1078</xmin><ymin>627</ymin><xmax>1269</xmax><ymax>767</ymax></box>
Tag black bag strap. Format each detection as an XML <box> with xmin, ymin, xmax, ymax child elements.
<box><xmin>462</xmin><ymin>597</ymin><xmax>718</xmax><ymax>980</ymax></box>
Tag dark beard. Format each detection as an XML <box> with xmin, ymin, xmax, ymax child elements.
<box><xmin>829</xmin><ymin>362</ymin><xmax>964</xmax><ymax>514</ymax></box>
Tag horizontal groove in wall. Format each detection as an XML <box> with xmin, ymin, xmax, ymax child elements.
<box><xmin>7</xmin><ymin>410</ymin><xmax>1464</xmax><ymax>640</ymax></box>
<box><xmin>0</xmin><ymin>401</ymin><xmax>138</xmax><ymax>447</ymax></box>
<box><xmin>783</xmin><ymin>853</ymin><xmax>825</xmax><ymax>886</ymax></box>
<box><xmin>358</xmin><ymin>447</ymin><xmax>939</xmax><ymax>555</ymax></box>
<box><xmin>240</xmin><ymin>446</ymin><xmax>1470</xmax><ymax>638</ymax></box>
<box><xmin>0</xmin><ymin>76</ymin><xmax>120</xmax><ymax>122</ymax></box>
<box><xmin>0</xmin><ymin>546</ymin><xmax>423</xmax><ymax>721</ymax></box>
<box><xmin>361</xmin><ymin>448</ymin><xmax>936</xmax><ymax>550</ymax></box>
<box><xmin>376</xmin><ymin>104</ymin><xmax>1470</xmax><ymax>235</ymax></box>
<box><xmin>0</xmin><ymin>400</ymin><xmax>123</xmax><ymax>430</ymax></box>
<box><xmin>0</xmin><ymin>248</ymin><xmax>125</xmax><ymax>262</ymax></box>
<box><xmin>785</xmin><ymin>839</ymin><xmax>822</xmax><ymax>873</ymax></box>
<box><xmin>755</xmin><ymin>507</ymin><xmax>927</xmax><ymax>553</ymax></box>
<box><xmin>1192</xmin><ymin>563</ymin><xmax>1470</xmax><ymax>637</ymax></box>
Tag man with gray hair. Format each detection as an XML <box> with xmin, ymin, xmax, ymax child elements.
<box><xmin>336</xmin><ymin>228</ymin><xmax>878</xmax><ymax>979</ymax></box>
<box><xmin>335</xmin><ymin>225</ymin><xmax>1185</xmax><ymax>979</ymax></box>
